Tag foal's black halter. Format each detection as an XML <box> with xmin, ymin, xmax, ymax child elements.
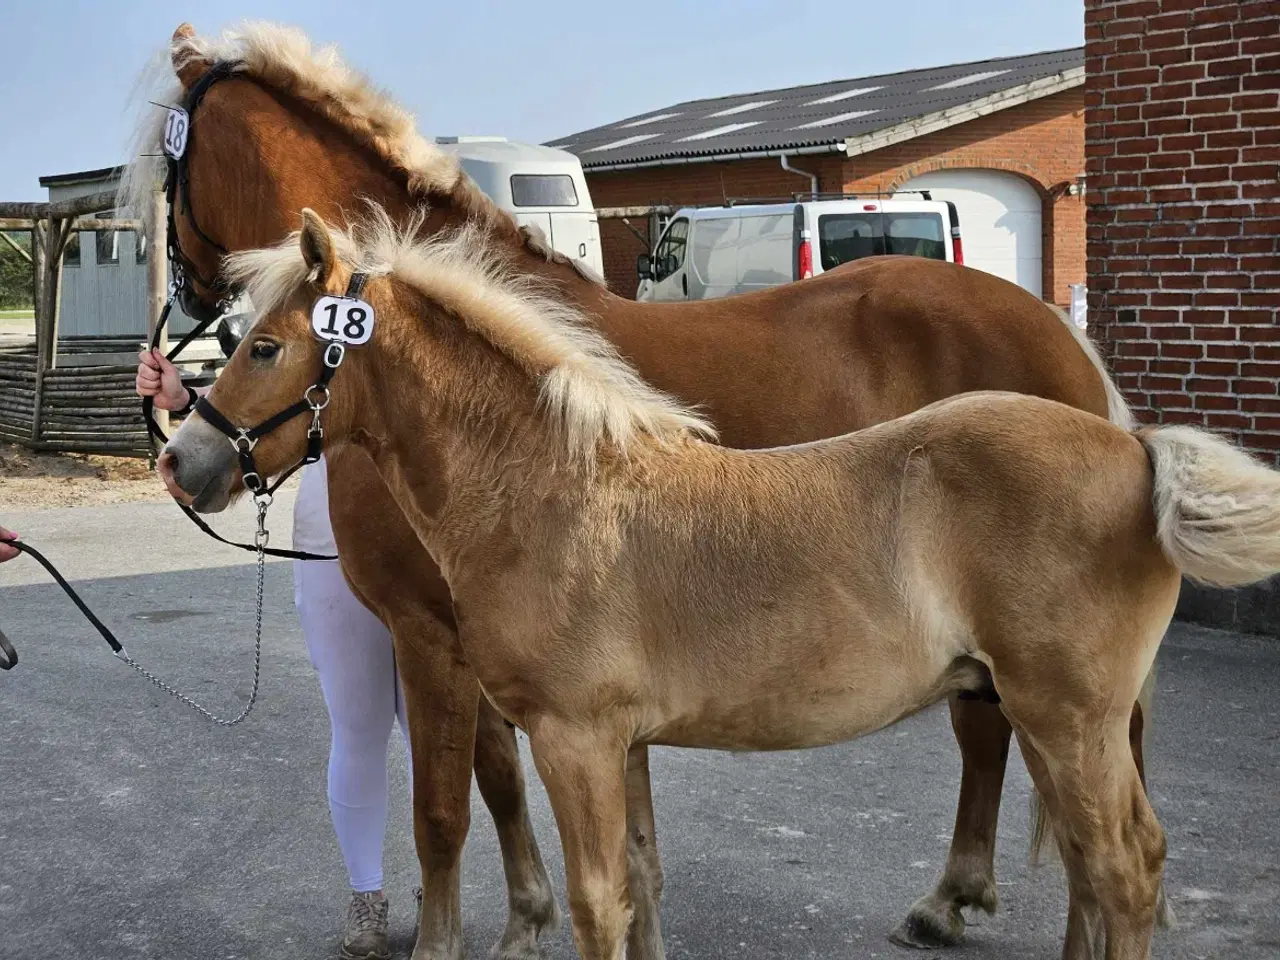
<box><xmin>194</xmin><ymin>273</ymin><xmax>367</xmax><ymax>498</ymax></box>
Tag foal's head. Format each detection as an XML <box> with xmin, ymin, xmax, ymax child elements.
<box><xmin>160</xmin><ymin>206</ymin><xmax>712</xmax><ymax>513</ymax></box>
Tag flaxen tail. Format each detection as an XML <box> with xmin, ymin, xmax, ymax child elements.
<box><xmin>1139</xmin><ymin>426</ymin><xmax>1280</xmax><ymax>587</ymax></box>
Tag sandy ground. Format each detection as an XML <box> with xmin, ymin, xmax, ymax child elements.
<box><xmin>0</xmin><ymin>442</ymin><xmax>169</xmax><ymax>509</ymax></box>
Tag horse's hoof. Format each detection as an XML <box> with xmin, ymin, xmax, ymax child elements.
<box><xmin>888</xmin><ymin>900</ymin><xmax>965</xmax><ymax>950</ymax></box>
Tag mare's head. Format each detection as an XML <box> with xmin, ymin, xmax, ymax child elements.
<box><xmin>119</xmin><ymin>21</ymin><xmax>598</xmax><ymax>326</ymax></box>
<box><xmin>160</xmin><ymin>206</ymin><xmax>711</xmax><ymax>512</ymax></box>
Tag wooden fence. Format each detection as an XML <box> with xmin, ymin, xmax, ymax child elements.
<box><xmin>0</xmin><ymin>187</ymin><xmax>164</xmax><ymax>457</ymax></box>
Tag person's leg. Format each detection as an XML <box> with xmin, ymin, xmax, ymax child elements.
<box><xmin>294</xmin><ymin>557</ymin><xmax>400</xmax><ymax>959</ymax></box>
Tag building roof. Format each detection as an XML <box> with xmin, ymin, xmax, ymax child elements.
<box><xmin>38</xmin><ymin>166</ymin><xmax>124</xmax><ymax>187</ymax></box>
<box><xmin>548</xmin><ymin>47</ymin><xmax>1083</xmax><ymax>171</ymax></box>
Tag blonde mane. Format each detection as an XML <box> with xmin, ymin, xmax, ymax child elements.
<box><xmin>118</xmin><ymin>20</ymin><xmax>603</xmax><ymax>284</ymax></box>
<box><xmin>225</xmin><ymin>208</ymin><xmax>712</xmax><ymax>461</ymax></box>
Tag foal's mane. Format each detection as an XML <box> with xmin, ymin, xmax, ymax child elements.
<box><xmin>225</xmin><ymin>208</ymin><xmax>714</xmax><ymax>461</ymax></box>
<box><xmin>118</xmin><ymin>20</ymin><xmax>602</xmax><ymax>284</ymax></box>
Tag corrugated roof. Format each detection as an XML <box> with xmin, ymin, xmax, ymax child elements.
<box><xmin>548</xmin><ymin>47</ymin><xmax>1083</xmax><ymax>170</ymax></box>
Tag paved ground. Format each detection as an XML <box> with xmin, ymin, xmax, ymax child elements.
<box><xmin>1</xmin><ymin>497</ymin><xmax>1277</xmax><ymax>959</ymax></box>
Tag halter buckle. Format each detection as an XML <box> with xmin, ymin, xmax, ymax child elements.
<box><xmin>323</xmin><ymin>342</ymin><xmax>346</xmax><ymax>369</ymax></box>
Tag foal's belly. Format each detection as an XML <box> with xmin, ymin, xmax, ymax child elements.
<box><xmin>641</xmin><ymin>659</ymin><xmax>977</xmax><ymax>752</ymax></box>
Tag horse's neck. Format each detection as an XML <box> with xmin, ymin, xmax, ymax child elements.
<box><xmin>351</xmin><ymin>326</ymin><xmax>588</xmax><ymax>574</ymax></box>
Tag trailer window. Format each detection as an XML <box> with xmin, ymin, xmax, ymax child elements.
<box><xmin>510</xmin><ymin>174</ymin><xmax>579</xmax><ymax>207</ymax></box>
<box><xmin>817</xmin><ymin>212</ymin><xmax>946</xmax><ymax>269</ymax></box>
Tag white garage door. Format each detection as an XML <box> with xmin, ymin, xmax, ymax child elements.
<box><xmin>900</xmin><ymin>169</ymin><xmax>1043</xmax><ymax>298</ymax></box>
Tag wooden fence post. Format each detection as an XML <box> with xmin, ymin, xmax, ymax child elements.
<box><xmin>30</xmin><ymin>217</ymin><xmax>71</xmax><ymax>444</ymax></box>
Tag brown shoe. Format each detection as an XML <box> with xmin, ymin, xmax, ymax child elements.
<box><xmin>340</xmin><ymin>890</ymin><xmax>390</xmax><ymax>960</ymax></box>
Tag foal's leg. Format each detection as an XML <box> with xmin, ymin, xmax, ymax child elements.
<box><xmin>473</xmin><ymin>699</ymin><xmax>561</xmax><ymax>959</ymax></box>
<box><xmin>529</xmin><ymin>721</ymin><xmax>632</xmax><ymax>960</ymax></box>
<box><xmin>1016</xmin><ymin>737</ymin><xmax>1105</xmax><ymax>960</ymax></box>
<box><xmin>625</xmin><ymin>745</ymin><xmax>666</xmax><ymax>960</ymax></box>
<box><xmin>891</xmin><ymin>695</ymin><xmax>1009</xmax><ymax>948</ymax></box>
<box><xmin>1007</xmin><ymin>702</ymin><xmax>1166</xmax><ymax>959</ymax></box>
<box><xmin>389</xmin><ymin>612</ymin><xmax>478</xmax><ymax>960</ymax></box>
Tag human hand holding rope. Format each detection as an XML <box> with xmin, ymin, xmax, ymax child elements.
<box><xmin>137</xmin><ymin>348</ymin><xmax>197</xmax><ymax>412</ymax></box>
<box><xmin>0</xmin><ymin>525</ymin><xmax>19</xmax><ymax>563</ymax></box>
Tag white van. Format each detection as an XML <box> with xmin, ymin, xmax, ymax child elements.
<box><xmin>636</xmin><ymin>194</ymin><xmax>963</xmax><ymax>302</ymax></box>
<box><xmin>435</xmin><ymin>136</ymin><xmax>603</xmax><ymax>276</ymax></box>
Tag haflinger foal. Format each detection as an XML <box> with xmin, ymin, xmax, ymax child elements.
<box><xmin>160</xmin><ymin>208</ymin><xmax>1280</xmax><ymax>960</ymax></box>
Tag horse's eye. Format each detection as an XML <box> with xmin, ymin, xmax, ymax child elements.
<box><xmin>250</xmin><ymin>340</ymin><xmax>279</xmax><ymax>361</ymax></box>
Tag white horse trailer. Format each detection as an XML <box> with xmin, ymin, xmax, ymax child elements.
<box><xmin>435</xmin><ymin>137</ymin><xmax>603</xmax><ymax>277</ymax></box>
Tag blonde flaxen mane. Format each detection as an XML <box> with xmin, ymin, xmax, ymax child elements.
<box><xmin>224</xmin><ymin>208</ymin><xmax>712</xmax><ymax>461</ymax></box>
<box><xmin>118</xmin><ymin>20</ymin><xmax>603</xmax><ymax>284</ymax></box>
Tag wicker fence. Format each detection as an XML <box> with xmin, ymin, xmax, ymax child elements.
<box><xmin>0</xmin><ymin>188</ymin><xmax>166</xmax><ymax>457</ymax></box>
<box><xmin>0</xmin><ymin>340</ymin><xmax>150</xmax><ymax>455</ymax></box>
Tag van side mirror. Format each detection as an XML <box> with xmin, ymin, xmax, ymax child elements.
<box><xmin>636</xmin><ymin>253</ymin><xmax>652</xmax><ymax>280</ymax></box>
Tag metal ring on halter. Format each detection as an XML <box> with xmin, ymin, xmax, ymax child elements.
<box><xmin>230</xmin><ymin>429</ymin><xmax>258</xmax><ymax>453</ymax></box>
<box><xmin>305</xmin><ymin>385</ymin><xmax>332</xmax><ymax>411</ymax></box>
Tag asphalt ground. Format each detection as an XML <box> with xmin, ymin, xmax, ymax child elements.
<box><xmin>0</xmin><ymin>496</ymin><xmax>1277</xmax><ymax>959</ymax></box>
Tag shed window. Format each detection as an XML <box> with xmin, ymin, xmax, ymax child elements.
<box><xmin>96</xmin><ymin>230</ymin><xmax>119</xmax><ymax>265</ymax></box>
<box><xmin>64</xmin><ymin>232</ymin><xmax>82</xmax><ymax>267</ymax></box>
<box><xmin>510</xmin><ymin>174</ymin><xmax>578</xmax><ymax>207</ymax></box>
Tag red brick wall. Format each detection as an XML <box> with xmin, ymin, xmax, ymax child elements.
<box><xmin>584</xmin><ymin>94</ymin><xmax>1085</xmax><ymax>300</ymax></box>
<box><xmin>842</xmin><ymin>88</ymin><xmax>1087</xmax><ymax>306</ymax></box>
<box><xmin>1086</xmin><ymin>0</ymin><xmax>1280</xmax><ymax>459</ymax></box>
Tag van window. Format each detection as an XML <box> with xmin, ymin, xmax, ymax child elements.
<box><xmin>818</xmin><ymin>212</ymin><xmax>946</xmax><ymax>270</ymax></box>
<box><xmin>653</xmin><ymin>217</ymin><xmax>688</xmax><ymax>281</ymax></box>
<box><xmin>510</xmin><ymin>174</ymin><xmax>578</xmax><ymax>207</ymax></box>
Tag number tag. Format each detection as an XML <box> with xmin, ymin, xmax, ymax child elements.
<box><xmin>162</xmin><ymin>107</ymin><xmax>189</xmax><ymax>160</ymax></box>
<box><xmin>312</xmin><ymin>296</ymin><xmax>375</xmax><ymax>346</ymax></box>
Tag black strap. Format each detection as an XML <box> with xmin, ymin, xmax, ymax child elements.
<box><xmin>1</xmin><ymin>538</ymin><xmax>124</xmax><ymax>655</ymax></box>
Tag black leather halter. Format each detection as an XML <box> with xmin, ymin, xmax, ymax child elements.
<box><xmin>143</xmin><ymin>59</ymin><xmax>241</xmax><ymax>454</ymax></box>
<box><xmin>165</xmin><ymin>59</ymin><xmax>239</xmax><ymax>323</ymax></box>
<box><xmin>194</xmin><ymin>272</ymin><xmax>368</xmax><ymax>498</ymax></box>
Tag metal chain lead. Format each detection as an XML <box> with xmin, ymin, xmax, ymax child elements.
<box><xmin>112</xmin><ymin>497</ymin><xmax>271</xmax><ymax>726</ymax></box>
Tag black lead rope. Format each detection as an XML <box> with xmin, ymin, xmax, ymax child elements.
<box><xmin>0</xmin><ymin>533</ymin><xmax>265</xmax><ymax>725</ymax></box>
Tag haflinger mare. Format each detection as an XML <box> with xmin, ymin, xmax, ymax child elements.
<box><xmin>157</xmin><ymin>205</ymin><xmax>1280</xmax><ymax>960</ymax></box>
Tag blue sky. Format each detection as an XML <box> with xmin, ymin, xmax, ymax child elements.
<box><xmin>0</xmin><ymin>0</ymin><xmax>1084</xmax><ymax>201</ymax></box>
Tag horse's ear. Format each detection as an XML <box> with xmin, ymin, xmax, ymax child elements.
<box><xmin>299</xmin><ymin>209</ymin><xmax>336</xmax><ymax>287</ymax></box>
<box><xmin>170</xmin><ymin>24</ymin><xmax>209</xmax><ymax>90</ymax></box>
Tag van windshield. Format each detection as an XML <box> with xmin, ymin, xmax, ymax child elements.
<box><xmin>817</xmin><ymin>213</ymin><xmax>946</xmax><ymax>269</ymax></box>
<box><xmin>510</xmin><ymin>174</ymin><xmax>579</xmax><ymax>207</ymax></box>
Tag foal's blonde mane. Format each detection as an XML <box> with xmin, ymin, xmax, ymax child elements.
<box><xmin>118</xmin><ymin>20</ymin><xmax>603</xmax><ymax>284</ymax></box>
<box><xmin>225</xmin><ymin>209</ymin><xmax>713</xmax><ymax>461</ymax></box>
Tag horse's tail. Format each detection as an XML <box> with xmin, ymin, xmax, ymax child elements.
<box><xmin>1139</xmin><ymin>425</ymin><xmax>1280</xmax><ymax>587</ymax></box>
<box><xmin>1048</xmin><ymin>302</ymin><xmax>1135</xmax><ymax>431</ymax></box>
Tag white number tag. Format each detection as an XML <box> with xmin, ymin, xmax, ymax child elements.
<box><xmin>162</xmin><ymin>107</ymin><xmax>190</xmax><ymax>160</ymax></box>
<box><xmin>312</xmin><ymin>296</ymin><xmax>375</xmax><ymax>346</ymax></box>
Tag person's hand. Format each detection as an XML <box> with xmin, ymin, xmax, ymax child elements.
<box><xmin>136</xmin><ymin>349</ymin><xmax>188</xmax><ymax>411</ymax></box>
<box><xmin>0</xmin><ymin>526</ymin><xmax>18</xmax><ymax>563</ymax></box>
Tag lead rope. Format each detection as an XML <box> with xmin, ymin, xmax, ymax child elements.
<box><xmin>0</xmin><ymin>493</ymin><xmax>275</xmax><ymax>725</ymax></box>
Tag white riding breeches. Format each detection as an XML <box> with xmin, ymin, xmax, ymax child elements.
<box><xmin>292</xmin><ymin>458</ymin><xmax>409</xmax><ymax>892</ymax></box>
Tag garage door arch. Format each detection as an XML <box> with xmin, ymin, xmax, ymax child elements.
<box><xmin>899</xmin><ymin>168</ymin><xmax>1044</xmax><ymax>298</ymax></box>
